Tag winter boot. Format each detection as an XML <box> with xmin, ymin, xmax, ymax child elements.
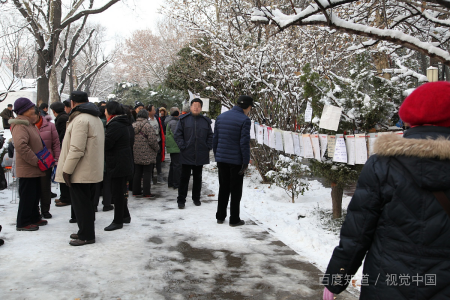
<box><xmin>157</xmin><ymin>174</ymin><xmax>166</xmax><ymax>184</ymax></box>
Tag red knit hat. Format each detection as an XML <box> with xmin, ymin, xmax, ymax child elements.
<box><xmin>399</xmin><ymin>81</ymin><xmax>450</xmax><ymax>127</ymax></box>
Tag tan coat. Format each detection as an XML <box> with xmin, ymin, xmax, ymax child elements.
<box><xmin>9</xmin><ymin>115</ymin><xmax>45</xmax><ymax>178</ymax></box>
<box><xmin>55</xmin><ymin>110</ymin><xmax>105</xmax><ymax>184</ymax></box>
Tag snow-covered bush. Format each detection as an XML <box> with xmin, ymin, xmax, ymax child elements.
<box><xmin>266</xmin><ymin>155</ymin><xmax>310</xmax><ymax>203</ymax></box>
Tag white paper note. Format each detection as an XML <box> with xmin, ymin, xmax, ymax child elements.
<box><xmin>268</xmin><ymin>128</ymin><xmax>275</xmax><ymax>149</ymax></box>
<box><xmin>263</xmin><ymin>126</ymin><xmax>269</xmax><ymax>146</ymax></box>
<box><xmin>283</xmin><ymin>131</ymin><xmax>295</xmax><ymax>155</ymax></box>
<box><xmin>319</xmin><ymin>105</ymin><xmax>343</xmax><ymax>131</ymax></box>
<box><xmin>250</xmin><ymin>121</ymin><xmax>256</xmax><ymax>139</ymax></box>
<box><xmin>305</xmin><ymin>101</ymin><xmax>313</xmax><ymax>123</ymax></box>
<box><xmin>327</xmin><ymin>135</ymin><xmax>336</xmax><ymax>158</ymax></box>
<box><xmin>275</xmin><ymin>130</ymin><xmax>284</xmax><ymax>151</ymax></box>
<box><xmin>345</xmin><ymin>135</ymin><xmax>355</xmax><ymax>165</ymax></box>
<box><xmin>333</xmin><ymin>136</ymin><xmax>348</xmax><ymax>163</ymax></box>
<box><xmin>302</xmin><ymin>134</ymin><xmax>314</xmax><ymax>158</ymax></box>
<box><xmin>368</xmin><ymin>133</ymin><xmax>378</xmax><ymax>156</ymax></box>
<box><xmin>310</xmin><ymin>134</ymin><xmax>321</xmax><ymax>161</ymax></box>
<box><xmin>257</xmin><ymin>125</ymin><xmax>264</xmax><ymax>145</ymax></box>
<box><xmin>292</xmin><ymin>133</ymin><xmax>302</xmax><ymax>157</ymax></box>
<box><xmin>319</xmin><ymin>134</ymin><xmax>328</xmax><ymax>158</ymax></box>
<box><xmin>355</xmin><ymin>134</ymin><xmax>368</xmax><ymax>165</ymax></box>
<box><xmin>299</xmin><ymin>132</ymin><xmax>304</xmax><ymax>157</ymax></box>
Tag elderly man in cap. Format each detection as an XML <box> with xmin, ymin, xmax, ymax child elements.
<box><xmin>55</xmin><ymin>91</ymin><xmax>105</xmax><ymax>246</ymax></box>
<box><xmin>213</xmin><ymin>95</ymin><xmax>253</xmax><ymax>227</ymax></box>
<box><xmin>174</xmin><ymin>98</ymin><xmax>213</xmax><ymax>209</ymax></box>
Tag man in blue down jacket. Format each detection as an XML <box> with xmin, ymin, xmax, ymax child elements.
<box><xmin>322</xmin><ymin>81</ymin><xmax>450</xmax><ymax>300</ymax></box>
<box><xmin>174</xmin><ymin>98</ymin><xmax>213</xmax><ymax>209</ymax></box>
<box><xmin>213</xmin><ymin>96</ymin><xmax>252</xmax><ymax>227</ymax></box>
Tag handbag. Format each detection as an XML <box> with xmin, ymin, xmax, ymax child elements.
<box><xmin>35</xmin><ymin>138</ymin><xmax>55</xmax><ymax>171</ymax></box>
<box><xmin>51</xmin><ymin>166</ymin><xmax>57</xmax><ymax>183</ymax></box>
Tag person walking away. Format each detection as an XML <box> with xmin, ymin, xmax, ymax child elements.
<box><xmin>9</xmin><ymin>97</ymin><xmax>47</xmax><ymax>231</ymax></box>
<box><xmin>213</xmin><ymin>96</ymin><xmax>252</xmax><ymax>227</ymax></box>
<box><xmin>49</xmin><ymin>102</ymin><xmax>72</xmax><ymax>210</ymax></box>
<box><xmin>147</xmin><ymin>105</ymin><xmax>166</xmax><ymax>184</ymax></box>
<box><xmin>132</xmin><ymin>109</ymin><xmax>159</xmax><ymax>198</ymax></box>
<box><xmin>1</xmin><ymin>104</ymin><xmax>15</xmax><ymax>130</ymax></box>
<box><xmin>322</xmin><ymin>81</ymin><xmax>450</xmax><ymax>300</ymax></box>
<box><xmin>103</xmin><ymin>101</ymin><xmax>133</xmax><ymax>231</ymax></box>
<box><xmin>35</xmin><ymin>107</ymin><xmax>60</xmax><ymax>219</ymax></box>
<box><xmin>39</xmin><ymin>103</ymin><xmax>49</xmax><ymax>117</ymax></box>
<box><xmin>174</xmin><ymin>98</ymin><xmax>213</xmax><ymax>209</ymax></box>
<box><xmin>166</xmin><ymin>108</ymin><xmax>181</xmax><ymax>189</ymax></box>
<box><xmin>55</xmin><ymin>91</ymin><xmax>104</xmax><ymax>246</ymax></box>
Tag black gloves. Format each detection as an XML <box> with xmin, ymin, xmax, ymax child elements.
<box><xmin>238</xmin><ymin>164</ymin><xmax>248</xmax><ymax>176</ymax></box>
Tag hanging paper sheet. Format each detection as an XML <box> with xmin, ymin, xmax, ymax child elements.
<box><xmin>305</xmin><ymin>101</ymin><xmax>313</xmax><ymax>123</ymax></box>
<box><xmin>319</xmin><ymin>105</ymin><xmax>343</xmax><ymax>131</ymax></box>
<box><xmin>355</xmin><ymin>134</ymin><xmax>368</xmax><ymax>164</ymax></box>
<box><xmin>292</xmin><ymin>133</ymin><xmax>302</xmax><ymax>157</ymax></box>
<box><xmin>257</xmin><ymin>125</ymin><xmax>264</xmax><ymax>145</ymax></box>
<box><xmin>327</xmin><ymin>135</ymin><xmax>336</xmax><ymax>158</ymax></box>
<box><xmin>333</xmin><ymin>135</ymin><xmax>348</xmax><ymax>163</ymax></box>
<box><xmin>302</xmin><ymin>134</ymin><xmax>314</xmax><ymax>158</ymax></box>
<box><xmin>250</xmin><ymin>121</ymin><xmax>256</xmax><ymax>139</ymax></box>
<box><xmin>283</xmin><ymin>131</ymin><xmax>295</xmax><ymax>155</ymax></box>
<box><xmin>319</xmin><ymin>134</ymin><xmax>328</xmax><ymax>158</ymax></box>
<box><xmin>345</xmin><ymin>135</ymin><xmax>355</xmax><ymax>165</ymax></box>
<box><xmin>268</xmin><ymin>127</ymin><xmax>275</xmax><ymax>149</ymax></box>
<box><xmin>310</xmin><ymin>134</ymin><xmax>321</xmax><ymax>161</ymax></box>
<box><xmin>275</xmin><ymin>130</ymin><xmax>284</xmax><ymax>151</ymax></box>
<box><xmin>368</xmin><ymin>133</ymin><xmax>378</xmax><ymax>156</ymax></box>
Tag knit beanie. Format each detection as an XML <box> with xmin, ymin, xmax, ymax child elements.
<box><xmin>399</xmin><ymin>81</ymin><xmax>450</xmax><ymax>127</ymax></box>
<box><xmin>13</xmin><ymin>97</ymin><xmax>35</xmax><ymax>115</ymax></box>
<box><xmin>49</xmin><ymin>102</ymin><xmax>65</xmax><ymax>114</ymax></box>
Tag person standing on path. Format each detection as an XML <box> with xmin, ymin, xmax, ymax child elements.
<box><xmin>174</xmin><ymin>98</ymin><xmax>213</xmax><ymax>209</ymax></box>
<box><xmin>35</xmin><ymin>107</ymin><xmax>60</xmax><ymax>219</ymax></box>
<box><xmin>9</xmin><ymin>97</ymin><xmax>47</xmax><ymax>231</ymax></box>
<box><xmin>165</xmin><ymin>108</ymin><xmax>181</xmax><ymax>189</ymax></box>
<box><xmin>1</xmin><ymin>104</ymin><xmax>15</xmax><ymax>130</ymax></box>
<box><xmin>103</xmin><ymin>101</ymin><xmax>134</xmax><ymax>231</ymax></box>
<box><xmin>147</xmin><ymin>104</ymin><xmax>166</xmax><ymax>184</ymax></box>
<box><xmin>39</xmin><ymin>103</ymin><xmax>49</xmax><ymax>117</ymax></box>
<box><xmin>55</xmin><ymin>91</ymin><xmax>104</xmax><ymax>246</ymax></box>
<box><xmin>213</xmin><ymin>96</ymin><xmax>252</xmax><ymax>227</ymax></box>
<box><xmin>132</xmin><ymin>109</ymin><xmax>159</xmax><ymax>198</ymax></box>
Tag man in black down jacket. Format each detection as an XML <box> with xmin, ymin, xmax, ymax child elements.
<box><xmin>323</xmin><ymin>81</ymin><xmax>450</xmax><ymax>300</ymax></box>
<box><xmin>50</xmin><ymin>101</ymin><xmax>72</xmax><ymax>208</ymax></box>
<box><xmin>174</xmin><ymin>98</ymin><xmax>213</xmax><ymax>209</ymax></box>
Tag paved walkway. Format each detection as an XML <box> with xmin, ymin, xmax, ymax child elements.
<box><xmin>0</xmin><ymin>159</ymin><xmax>358</xmax><ymax>300</ymax></box>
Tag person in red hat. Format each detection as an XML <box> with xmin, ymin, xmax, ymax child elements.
<box><xmin>322</xmin><ymin>81</ymin><xmax>450</xmax><ymax>300</ymax></box>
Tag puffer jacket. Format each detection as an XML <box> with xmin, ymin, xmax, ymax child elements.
<box><xmin>9</xmin><ymin>115</ymin><xmax>45</xmax><ymax>178</ymax></box>
<box><xmin>213</xmin><ymin>106</ymin><xmax>251</xmax><ymax>165</ymax></box>
<box><xmin>105</xmin><ymin>115</ymin><xmax>134</xmax><ymax>178</ymax></box>
<box><xmin>166</xmin><ymin>116</ymin><xmax>180</xmax><ymax>154</ymax></box>
<box><xmin>55</xmin><ymin>102</ymin><xmax>104</xmax><ymax>184</ymax></box>
<box><xmin>324</xmin><ymin>126</ymin><xmax>450</xmax><ymax>300</ymax></box>
<box><xmin>39</xmin><ymin>115</ymin><xmax>60</xmax><ymax>161</ymax></box>
<box><xmin>132</xmin><ymin>118</ymin><xmax>159</xmax><ymax>165</ymax></box>
<box><xmin>174</xmin><ymin>113</ymin><xmax>213</xmax><ymax>166</ymax></box>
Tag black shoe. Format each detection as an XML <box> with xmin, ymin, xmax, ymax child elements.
<box><xmin>51</xmin><ymin>192</ymin><xmax>57</xmax><ymax>198</ymax></box>
<box><xmin>0</xmin><ymin>238</ymin><xmax>4</xmax><ymax>246</ymax></box>
<box><xmin>217</xmin><ymin>220</ymin><xmax>224</xmax><ymax>224</ymax></box>
<box><xmin>123</xmin><ymin>217</ymin><xmax>131</xmax><ymax>224</ymax></box>
<box><xmin>69</xmin><ymin>219</ymin><xmax>77</xmax><ymax>223</ymax></box>
<box><xmin>103</xmin><ymin>205</ymin><xmax>114</xmax><ymax>212</ymax></box>
<box><xmin>178</xmin><ymin>203</ymin><xmax>185</xmax><ymax>209</ymax></box>
<box><xmin>104</xmin><ymin>223</ymin><xmax>123</xmax><ymax>231</ymax></box>
<box><xmin>193</xmin><ymin>201</ymin><xmax>201</xmax><ymax>206</ymax></box>
<box><xmin>230</xmin><ymin>220</ymin><xmax>245</xmax><ymax>227</ymax></box>
<box><xmin>42</xmin><ymin>212</ymin><xmax>52</xmax><ymax>219</ymax></box>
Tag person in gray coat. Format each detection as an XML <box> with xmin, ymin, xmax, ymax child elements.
<box><xmin>174</xmin><ymin>99</ymin><xmax>213</xmax><ymax>209</ymax></box>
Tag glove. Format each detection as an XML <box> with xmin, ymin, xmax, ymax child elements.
<box><xmin>238</xmin><ymin>164</ymin><xmax>248</xmax><ymax>176</ymax></box>
<box><xmin>323</xmin><ymin>287</ymin><xmax>334</xmax><ymax>300</ymax></box>
<box><xmin>63</xmin><ymin>172</ymin><xmax>72</xmax><ymax>188</ymax></box>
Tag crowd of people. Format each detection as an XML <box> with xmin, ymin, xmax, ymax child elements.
<box><xmin>3</xmin><ymin>92</ymin><xmax>253</xmax><ymax>247</ymax></box>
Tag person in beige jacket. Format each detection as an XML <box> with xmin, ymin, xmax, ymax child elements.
<box><xmin>55</xmin><ymin>91</ymin><xmax>104</xmax><ymax>246</ymax></box>
<box><xmin>10</xmin><ymin>97</ymin><xmax>46</xmax><ymax>231</ymax></box>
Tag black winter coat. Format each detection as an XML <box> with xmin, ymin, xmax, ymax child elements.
<box><xmin>105</xmin><ymin>115</ymin><xmax>134</xmax><ymax>178</ymax></box>
<box><xmin>324</xmin><ymin>126</ymin><xmax>450</xmax><ymax>300</ymax></box>
<box><xmin>174</xmin><ymin>113</ymin><xmax>213</xmax><ymax>166</ymax></box>
<box><xmin>54</xmin><ymin>112</ymin><xmax>69</xmax><ymax>144</ymax></box>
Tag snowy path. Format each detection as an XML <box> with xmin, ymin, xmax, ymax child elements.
<box><xmin>0</xmin><ymin>161</ymin><xmax>356</xmax><ymax>300</ymax></box>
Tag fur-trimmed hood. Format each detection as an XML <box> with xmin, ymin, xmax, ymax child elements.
<box><xmin>8</xmin><ymin>118</ymin><xmax>29</xmax><ymax>126</ymax></box>
<box><xmin>374</xmin><ymin>133</ymin><xmax>450</xmax><ymax>160</ymax></box>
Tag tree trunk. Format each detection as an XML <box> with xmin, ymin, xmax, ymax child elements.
<box><xmin>331</xmin><ymin>182</ymin><xmax>344</xmax><ymax>219</ymax></box>
<box><xmin>36</xmin><ymin>54</ymin><xmax>49</xmax><ymax>105</ymax></box>
<box><xmin>49</xmin><ymin>63</ymin><xmax>60</xmax><ymax>103</ymax></box>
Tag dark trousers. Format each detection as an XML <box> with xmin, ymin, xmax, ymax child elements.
<box><xmin>216</xmin><ymin>162</ymin><xmax>244</xmax><ymax>224</ymax></box>
<box><xmin>155</xmin><ymin>140</ymin><xmax>163</xmax><ymax>175</ymax></box>
<box><xmin>70</xmin><ymin>183</ymin><xmax>96</xmax><ymax>241</ymax></box>
<box><xmin>168</xmin><ymin>153</ymin><xmax>181</xmax><ymax>188</ymax></box>
<box><xmin>39</xmin><ymin>168</ymin><xmax>52</xmax><ymax>214</ymax></box>
<box><xmin>177</xmin><ymin>164</ymin><xmax>203</xmax><ymax>203</ymax></box>
<box><xmin>17</xmin><ymin>177</ymin><xmax>42</xmax><ymax>227</ymax></box>
<box><xmin>111</xmin><ymin>176</ymin><xmax>130</xmax><ymax>224</ymax></box>
<box><xmin>133</xmin><ymin>164</ymin><xmax>152</xmax><ymax>196</ymax></box>
<box><xmin>59</xmin><ymin>182</ymin><xmax>71</xmax><ymax>203</ymax></box>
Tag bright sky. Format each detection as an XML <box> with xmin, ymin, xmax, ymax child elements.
<box><xmin>89</xmin><ymin>0</ymin><xmax>165</xmax><ymax>51</ymax></box>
